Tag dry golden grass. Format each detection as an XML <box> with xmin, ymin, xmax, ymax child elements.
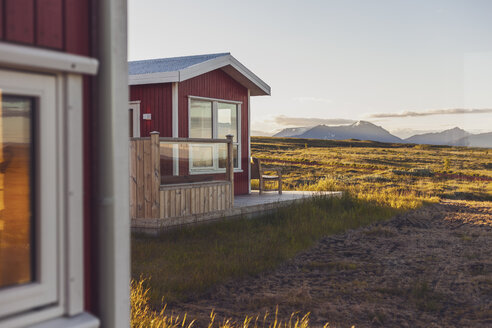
<box><xmin>131</xmin><ymin>278</ymin><xmax>337</xmax><ymax>328</ymax></box>
<box><xmin>251</xmin><ymin>137</ymin><xmax>492</xmax><ymax>207</ymax></box>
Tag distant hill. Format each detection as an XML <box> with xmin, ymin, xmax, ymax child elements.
<box><xmin>405</xmin><ymin>127</ymin><xmax>470</xmax><ymax>146</ymax></box>
<box><xmin>274</xmin><ymin>121</ymin><xmax>402</xmax><ymax>143</ymax></box>
<box><xmin>452</xmin><ymin>132</ymin><xmax>492</xmax><ymax>148</ymax></box>
<box><xmin>272</xmin><ymin>122</ymin><xmax>492</xmax><ymax>148</ymax></box>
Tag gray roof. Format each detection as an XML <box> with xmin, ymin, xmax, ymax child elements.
<box><xmin>128</xmin><ymin>52</ymin><xmax>271</xmax><ymax>96</ymax></box>
<box><xmin>128</xmin><ymin>53</ymin><xmax>230</xmax><ymax>75</ymax></box>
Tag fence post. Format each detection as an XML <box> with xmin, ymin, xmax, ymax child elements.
<box><xmin>129</xmin><ymin>139</ymin><xmax>136</xmax><ymax>219</ymax></box>
<box><xmin>150</xmin><ymin>131</ymin><xmax>160</xmax><ymax>218</ymax></box>
<box><xmin>226</xmin><ymin>135</ymin><xmax>234</xmax><ymax>205</ymax></box>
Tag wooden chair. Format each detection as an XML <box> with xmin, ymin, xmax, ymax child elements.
<box><xmin>251</xmin><ymin>157</ymin><xmax>282</xmax><ymax>194</ymax></box>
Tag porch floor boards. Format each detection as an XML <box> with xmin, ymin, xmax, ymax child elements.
<box><xmin>234</xmin><ymin>190</ymin><xmax>341</xmax><ymax>208</ymax></box>
<box><xmin>132</xmin><ymin>190</ymin><xmax>342</xmax><ymax>233</ymax></box>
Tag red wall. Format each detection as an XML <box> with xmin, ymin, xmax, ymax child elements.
<box><xmin>0</xmin><ymin>0</ymin><xmax>95</xmax><ymax>312</ymax></box>
<box><xmin>130</xmin><ymin>83</ymin><xmax>173</xmax><ymax>137</ymax></box>
<box><xmin>0</xmin><ymin>0</ymin><xmax>90</xmax><ymax>55</ymax></box>
<box><xmin>130</xmin><ymin>69</ymin><xmax>250</xmax><ymax>195</ymax></box>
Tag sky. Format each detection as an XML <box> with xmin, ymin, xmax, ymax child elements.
<box><xmin>128</xmin><ymin>0</ymin><xmax>492</xmax><ymax>138</ymax></box>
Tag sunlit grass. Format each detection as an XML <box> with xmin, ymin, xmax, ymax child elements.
<box><xmin>131</xmin><ymin>278</ymin><xmax>334</xmax><ymax>328</ymax></box>
<box><xmin>251</xmin><ymin>137</ymin><xmax>492</xmax><ymax>206</ymax></box>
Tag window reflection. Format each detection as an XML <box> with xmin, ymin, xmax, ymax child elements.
<box><xmin>0</xmin><ymin>93</ymin><xmax>34</xmax><ymax>289</ymax></box>
<box><xmin>190</xmin><ymin>100</ymin><xmax>212</xmax><ymax>138</ymax></box>
<box><xmin>218</xmin><ymin>144</ymin><xmax>238</xmax><ymax>169</ymax></box>
<box><xmin>217</xmin><ymin>102</ymin><xmax>237</xmax><ymax>142</ymax></box>
<box><xmin>191</xmin><ymin>145</ymin><xmax>214</xmax><ymax>168</ymax></box>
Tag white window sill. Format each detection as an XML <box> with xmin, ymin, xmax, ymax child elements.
<box><xmin>189</xmin><ymin>169</ymin><xmax>243</xmax><ymax>175</ymax></box>
<box><xmin>29</xmin><ymin>312</ymin><xmax>99</xmax><ymax>328</ymax></box>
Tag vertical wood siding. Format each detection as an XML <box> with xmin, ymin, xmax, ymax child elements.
<box><xmin>178</xmin><ymin>69</ymin><xmax>249</xmax><ymax>195</ymax></box>
<box><xmin>65</xmin><ymin>0</ymin><xmax>90</xmax><ymax>56</ymax></box>
<box><xmin>129</xmin><ymin>83</ymin><xmax>173</xmax><ymax>137</ymax></box>
<box><xmin>0</xmin><ymin>0</ymin><xmax>90</xmax><ymax>55</ymax></box>
<box><xmin>5</xmin><ymin>0</ymin><xmax>34</xmax><ymax>44</ymax></box>
<box><xmin>36</xmin><ymin>0</ymin><xmax>63</xmax><ymax>49</ymax></box>
<box><xmin>0</xmin><ymin>0</ymin><xmax>4</xmax><ymax>39</ymax></box>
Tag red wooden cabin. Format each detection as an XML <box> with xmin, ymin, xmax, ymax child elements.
<box><xmin>0</xmin><ymin>1</ymin><xmax>129</xmax><ymax>327</ymax></box>
<box><xmin>129</xmin><ymin>53</ymin><xmax>271</xmax><ymax>195</ymax></box>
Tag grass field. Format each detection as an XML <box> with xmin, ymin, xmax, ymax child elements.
<box><xmin>251</xmin><ymin>137</ymin><xmax>492</xmax><ymax>207</ymax></box>
<box><xmin>132</xmin><ymin>137</ymin><xmax>491</xmax><ymax>327</ymax></box>
<box><xmin>132</xmin><ymin>194</ymin><xmax>400</xmax><ymax>307</ymax></box>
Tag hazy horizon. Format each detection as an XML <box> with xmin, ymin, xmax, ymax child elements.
<box><xmin>251</xmin><ymin>116</ymin><xmax>491</xmax><ymax>139</ymax></box>
<box><xmin>128</xmin><ymin>0</ymin><xmax>492</xmax><ymax>136</ymax></box>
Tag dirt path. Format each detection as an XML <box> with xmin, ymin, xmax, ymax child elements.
<box><xmin>173</xmin><ymin>201</ymin><xmax>492</xmax><ymax>327</ymax></box>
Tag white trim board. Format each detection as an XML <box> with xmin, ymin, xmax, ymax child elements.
<box><xmin>247</xmin><ymin>89</ymin><xmax>251</xmax><ymax>194</ymax></box>
<box><xmin>0</xmin><ymin>42</ymin><xmax>98</xmax><ymax>75</ymax></box>
<box><xmin>188</xmin><ymin>95</ymin><xmax>242</xmax><ymax>104</ymax></box>
<box><xmin>172</xmin><ymin>83</ymin><xmax>179</xmax><ymax>176</ymax></box>
<box><xmin>129</xmin><ymin>54</ymin><xmax>271</xmax><ymax>96</ymax></box>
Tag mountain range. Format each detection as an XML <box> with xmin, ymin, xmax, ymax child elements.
<box><xmin>272</xmin><ymin>121</ymin><xmax>492</xmax><ymax>148</ymax></box>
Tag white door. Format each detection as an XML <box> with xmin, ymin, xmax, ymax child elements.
<box><xmin>129</xmin><ymin>101</ymin><xmax>141</xmax><ymax>138</ymax></box>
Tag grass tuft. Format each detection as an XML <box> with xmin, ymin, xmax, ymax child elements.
<box><xmin>131</xmin><ymin>277</ymin><xmax>335</xmax><ymax>328</ymax></box>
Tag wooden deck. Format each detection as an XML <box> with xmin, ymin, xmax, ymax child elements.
<box><xmin>131</xmin><ymin>190</ymin><xmax>342</xmax><ymax>233</ymax></box>
<box><xmin>234</xmin><ymin>190</ymin><xmax>341</xmax><ymax>214</ymax></box>
<box><xmin>129</xmin><ymin>133</ymin><xmax>235</xmax><ymax>222</ymax></box>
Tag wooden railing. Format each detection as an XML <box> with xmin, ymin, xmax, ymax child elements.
<box><xmin>129</xmin><ymin>132</ymin><xmax>234</xmax><ymax>220</ymax></box>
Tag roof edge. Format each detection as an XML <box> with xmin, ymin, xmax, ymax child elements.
<box><xmin>128</xmin><ymin>54</ymin><xmax>271</xmax><ymax>96</ymax></box>
<box><xmin>128</xmin><ymin>52</ymin><xmax>230</xmax><ymax>65</ymax></box>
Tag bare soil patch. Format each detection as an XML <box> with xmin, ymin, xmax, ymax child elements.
<box><xmin>171</xmin><ymin>200</ymin><xmax>492</xmax><ymax>327</ymax></box>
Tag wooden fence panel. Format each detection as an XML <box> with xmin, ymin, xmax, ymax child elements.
<box><xmin>130</xmin><ymin>134</ymin><xmax>161</xmax><ymax>219</ymax></box>
<box><xmin>136</xmin><ymin>139</ymin><xmax>144</xmax><ymax>218</ymax></box>
<box><xmin>151</xmin><ymin>132</ymin><xmax>160</xmax><ymax>217</ymax></box>
<box><xmin>143</xmin><ymin>138</ymin><xmax>152</xmax><ymax>217</ymax></box>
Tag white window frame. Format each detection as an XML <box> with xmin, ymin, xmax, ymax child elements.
<box><xmin>188</xmin><ymin>96</ymin><xmax>242</xmax><ymax>174</ymax></box>
<box><xmin>0</xmin><ymin>44</ymin><xmax>99</xmax><ymax>328</ymax></box>
<box><xmin>0</xmin><ymin>69</ymin><xmax>59</xmax><ymax>319</ymax></box>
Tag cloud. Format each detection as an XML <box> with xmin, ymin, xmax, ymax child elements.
<box><xmin>251</xmin><ymin>129</ymin><xmax>273</xmax><ymax>137</ymax></box>
<box><xmin>368</xmin><ymin>108</ymin><xmax>492</xmax><ymax>118</ymax></box>
<box><xmin>273</xmin><ymin>115</ymin><xmax>355</xmax><ymax>127</ymax></box>
<box><xmin>292</xmin><ymin>97</ymin><xmax>333</xmax><ymax>104</ymax></box>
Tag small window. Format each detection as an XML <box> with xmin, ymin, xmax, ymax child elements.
<box><xmin>0</xmin><ymin>95</ymin><xmax>35</xmax><ymax>289</ymax></box>
<box><xmin>0</xmin><ymin>69</ymin><xmax>59</xmax><ymax>322</ymax></box>
<box><xmin>189</xmin><ymin>97</ymin><xmax>241</xmax><ymax>173</ymax></box>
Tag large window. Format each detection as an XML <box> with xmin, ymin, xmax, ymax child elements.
<box><xmin>189</xmin><ymin>97</ymin><xmax>241</xmax><ymax>173</ymax></box>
